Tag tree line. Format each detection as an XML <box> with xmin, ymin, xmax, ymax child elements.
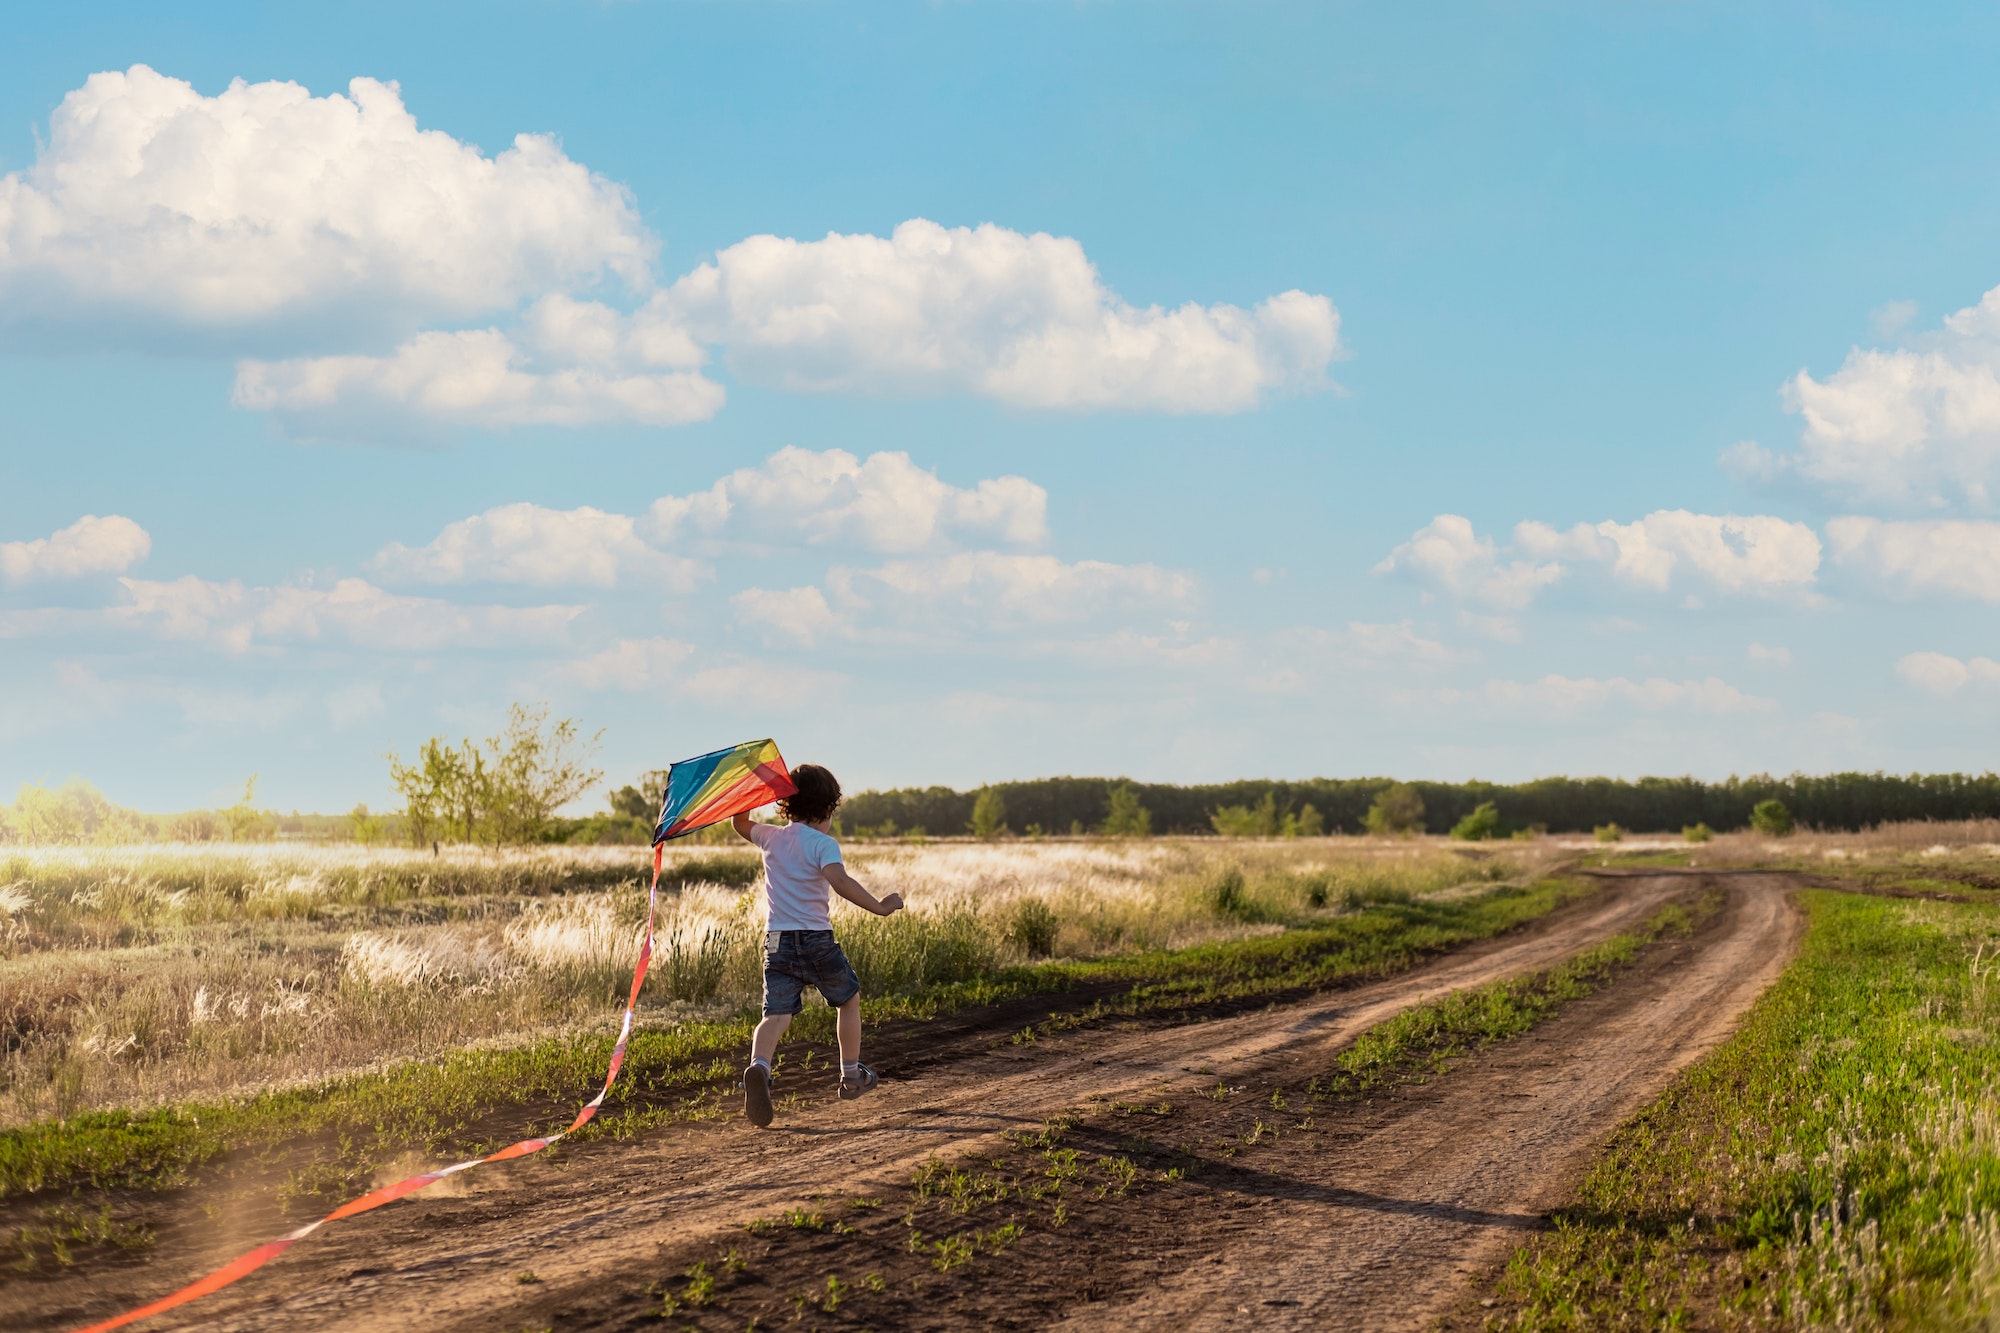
<box><xmin>837</xmin><ymin>771</ymin><xmax>2000</xmax><ymax>838</ymax></box>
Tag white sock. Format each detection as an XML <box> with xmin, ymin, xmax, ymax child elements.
<box><xmin>842</xmin><ymin>1060</ymin><xmax>862</xmax><ymax>1078</ymax></box>
<box><xmin>752</xmin><ymin>1057</ymin><xmax>771</xmax><ymax>1073</ymax></box>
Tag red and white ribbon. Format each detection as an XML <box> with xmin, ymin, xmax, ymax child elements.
<box><xmin>72</xmin><ymin>843</ymin><xmax>668</xmax><ymax>1333</ymax></box>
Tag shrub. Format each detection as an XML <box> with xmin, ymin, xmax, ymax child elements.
<box><xmin>1593</xmin><ymin>824</ymin><xmax>1624</xmax><ymax>843</ymax></box>
<box><xmin>1006</xmin><ymin>898</ymin><xmax>1060</xmax><ymax>958</ymax></box>
<box><xmin>1206</xmin><ymin>867</ymin><xmax>1250</xmax><ymax>918</ymax></box>
<box><xmin>1211</xmin><ymin>792</ymin><xmax>1278</xmax><ymax>838</ymax></box>
<box><xmin>1450</xmin><ymin>802</ymin><xmax>1505</xmax><ymax>841</ymax></box>
<box><xmin>1683</xmin><ymin>822</ymin><xmax>1713</xmax><ymax>843</ymax></box>
<box><xmin>1750</xmin><ymin>799</ymin><xmax>1794</xmax><ymax>836</ymax></box>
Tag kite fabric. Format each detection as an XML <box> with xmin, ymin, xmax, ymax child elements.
<box><xmin>652</xmin><ymin>737</ymin><xmax>796</xmax><ymax>843</ymax></box>
<box><xmin>69</xmin><ymin>844</ymin><xmax>671</xmax><ymax>1333</ymax></box>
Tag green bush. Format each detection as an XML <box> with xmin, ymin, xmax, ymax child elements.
<box><xmin>1206</xmin><ymin>867</ymin><xmax>1251</xmax><ymax>918</ymax></box>
<box><xmin>1210</xmin><ymin>791</ymin><xmax>1278</xmax><ymax>837</ymax></box>
<box><xmin>1750</xmin><ymin>799</ymin><xmax>1794</xmax><ymax>836</ymax></box>
<box><xmin>1593</xmin><ymin>823</ymin><xmax>1624</xmax><ymax>843</ymax></box>
<box><xmin>1005</xmin><ymin>899</ymin><xmax>1060</xmax><ymax>958</ymax></box>
<box><xmin>1683</xmin><ymin>822</ymin><xmax>1713</xmax><ymax>843</ymax></box>
<box><xmin>1450</xmin><ymin>802</ymin><xmax>1506</xmax><ymax>841</ymax></box>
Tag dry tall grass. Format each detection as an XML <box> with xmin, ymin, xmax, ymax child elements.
<box><xmin>0</xmin><ymin>836</ymin><xmax>1545</xmax><ymax>1128</ymax></box>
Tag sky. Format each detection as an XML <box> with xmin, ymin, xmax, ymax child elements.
<box><xmin>7</xmin><ymin>1</ymin><xmax>2000</xmax><ymax>813</ymax></box>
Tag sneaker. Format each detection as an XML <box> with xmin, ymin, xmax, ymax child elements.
<box><xmin>837</xmin><ymin>1063</ymin><xmax>879</xmax><ymax>1101</ymax></box>
<box><xmin>742</xmin><ymin>1063</ymin><xmax>774</xmax><ymax>1128</ymax></box>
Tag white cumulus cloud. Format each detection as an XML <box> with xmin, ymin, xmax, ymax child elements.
<box><xmin>1515</xmin><ymin>510</ymin><xmax>1821</xmax><ymax>593</ymax></box>
<box><xmin>660</xmin><ymin>218</ymin><xmax>1339</xmax><ymax>412</ymax></box>
<box><xmin>372</xmin><ymin>502</ymin><xmax>708</xmax><ymax>589</ymax></box>
<box><xmin>1759</xmin><ymin>284</ymin><xmax>2000</xmax><ymax>507</ymax></box>
<box><xmin>1373</xmin><ymin>515</ymin><xmax>1563</xmax><ymax>609</ymax></box>
<box><xmin>1827</xmin><ymin>516</ymin><xmax>2000</xmax><ymax>601</ymax></box>
<box><xmin>0</xmin><ymin>66</ymin><xmax>649</xmax><ymax>341</ymax></box>
<box><xmin>1</xmin><ymin>515</ymin><xmax>151</xmax><ymax>584</ymax></box>
<box><xmin>644</xmin><ymin>446</ymin><xmax>1047</xmax><ymax>553</ymax></box>
<box><xmin>732</xmin><ymin>586</ymin><xmax>844</xmax><ymax>647</ymax></box>
<box><xmin>1381</xmin><ymin>510</ymin><xmax>1820</xmax><ymax>610</ymax></box>
<box><xmin>1895</xmin><ymin>651</ymin><xmax>2000</xmax><ymax>695</ymax></box>
<box><xmin>234</xmin><ymin>325</ymin><xmax>724</xmax><ymax>432</ymax></box>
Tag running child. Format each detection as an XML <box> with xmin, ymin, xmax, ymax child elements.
<box><xmin>733</xmin><ymin>763</ymin><xmax>902</xmax><ymax>1129</ymax></box>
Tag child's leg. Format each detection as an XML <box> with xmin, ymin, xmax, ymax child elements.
<box><xmin>751</xmin><ymin>1012</ymin><xmax>792</xmax><ymax>1065</ymax></box>
<box><xmin>836</xmin><ymin>994</ymin><xmax>861</xmax><ymax>1066</ymax></box>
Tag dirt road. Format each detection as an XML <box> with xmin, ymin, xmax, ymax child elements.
<box><xmin>14</xmin><ymin>872</ymin><xmax>1801</xmax><ymax>1332</ymax></box>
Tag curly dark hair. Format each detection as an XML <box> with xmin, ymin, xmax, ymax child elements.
<box><xmin>780</xmin><ymin>764</ymin><xmax>842</xmax><ymax>825</ymax></box>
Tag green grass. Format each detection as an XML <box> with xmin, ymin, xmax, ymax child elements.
<box><xmin>1489</xmin><ymin>888</ymin><xmax>2000</xmax><ymax>1330</ymax></box>
<box><xmin>0</xmin><ymin>877</ymin><xmax>1588</xmax><ymax>1203</ymax></box>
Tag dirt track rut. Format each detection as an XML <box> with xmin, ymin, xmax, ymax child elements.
<box><xmin>16</xmin><ymin>872</ymin><xmax>1801</xmax><ymax>1332</ymax></box>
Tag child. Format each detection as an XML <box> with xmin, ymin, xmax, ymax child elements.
<box><xmin>733</xmin><ymin>763</ymin><xmax>902</xmax><ymax>1129</ymax></box>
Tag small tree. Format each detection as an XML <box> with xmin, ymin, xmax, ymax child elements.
<box><xmin>223</xmin><ymin>776</ymin><xmax>276</xmax><ymax>843</ymax></box>
<box><xmin>349</xmin><ymin>803</ymin><xmax>384</xmax><ymax>844</ymax></box>
<box><xmin>1750</xmin><ymin>800</ymin><xmax>1794</xmax><ymax>837</ymax></box>
<box><xmin>483</xmin><ymin>704</ymin><xmax>605</xmax><ymax>843</ymax></box>
<box><xmin>1100</xmin><ymin>782</ymin><xmax>1152</xmax><ymax>837</ymax></box>
<box><xmin>608</xmin><ymin>769</ymin><xmax>671</xmax><ymax>822</ymax></box>
<box><xmin>1289</xmin><ymin>803</ymin><xmax>1325</xmax><ymax>838</ymax></box>
<box><xmin>969</xmin><ymin>787</ymin><xmax>1009</xmax><ymax>839</ymax></box>
<box><xmin>1212</xmin><ymin>790</ymin><xmax>1279</xmax><ymax>837</ymax></box>
<box><xmin>1683</xmin><ymin>822</ymin><xmax>1713</xmax><ymax>844</ymax></box>
<box><xmin>1450</xmin><ymin>802</ymin><xmax>1505</xmax><ymax>841</ymax></box>
<box><xmin>387</xmin><ymin>702</ymin><xmax>602</xmax><ymax>846</ymax></box>
<box><xmin>1364</xmin><ymin>784</ymin><xmax>1425</xmax><ymax>836</ymax></box>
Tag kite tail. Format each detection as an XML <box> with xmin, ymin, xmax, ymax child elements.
<box><xmin>70</xmin><ymin>841</ymin><xmax>668</xmax><ymax>1333</ymax></box>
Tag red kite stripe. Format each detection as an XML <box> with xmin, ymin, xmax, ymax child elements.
<box><xmin>71</xmin><ymin>842</ymin><xmax>669</xmax><ymax>1333</ymax></box>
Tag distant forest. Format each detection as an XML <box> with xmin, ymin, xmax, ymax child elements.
<box><xmin>837</xmin><ymin>772</ymin><xmax>2000</xmax><ymax>838</ymax></box>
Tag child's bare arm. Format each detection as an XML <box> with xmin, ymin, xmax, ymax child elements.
<box><xmin>825</xmin><ymin>863</ymin><xmax>903</xmax><ymax>916</ymax></box>
<box><xmin>731</xmin><ymin>812</ymin><xmax>756</xmax><ymax>843</ymax></box>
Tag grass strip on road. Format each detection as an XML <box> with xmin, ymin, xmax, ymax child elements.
<box><xmin>609</xmin><ymin>897</ymin><xmax>1699</xmax><ymax>1331</ymax></box>
<box><xmin>1489</xmin><ymin>887</ymin><xmax>2000</xmax><ymax>1331</ymax></box>
<box><xmin>1</xmin><ymin>878</ymin><xmax>1589</xmax><ymax>1205</ymax></box>
<box><xmin>1317</xmin><ymin>896</ymin><xmax>1697</xmax><ymax>1100</ymax></box>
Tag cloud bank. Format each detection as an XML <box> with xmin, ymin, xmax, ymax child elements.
<box><xmin>0</xmin><ymin>65</ymin><xmax>1344</xmax><ymax>431</ymax></box>
<box><xmin>1378</xmin><ymin>510</ymin><xmax>1820</xmax><ymax>609</ymax></box>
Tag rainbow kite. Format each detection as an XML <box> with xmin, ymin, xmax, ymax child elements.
<box><xmin>652</xmin><ymin>738</ymin><xmax>796</xmax><ymax>843</ymax></box>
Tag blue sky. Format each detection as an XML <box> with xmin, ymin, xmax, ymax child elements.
<box><xmin>6</xmin><ymin>1</ymin><xmax>2000</xmax><ymax>812</ymax></box>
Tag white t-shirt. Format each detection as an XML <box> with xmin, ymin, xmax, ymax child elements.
<box><xmin>747</xmin><ymin>822</ymin><xmax>844</xmax><ymax>930</ymax></box>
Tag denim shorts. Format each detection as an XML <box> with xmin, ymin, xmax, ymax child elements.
<box><xmin>762</xmin><ymin>929</ymin><xmax>861</xmax><ymax>1016</ymax></box>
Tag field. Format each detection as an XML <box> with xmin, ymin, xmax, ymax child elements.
<box><xmin>5</xmin><ymin>828</ymin><xmax>2000</xmax><ymax>1330</ymax></box>
<box><xmin>0</xmin><ymin>837</ymin><xmax>1545</xmax><ymax>1130</ymax></box>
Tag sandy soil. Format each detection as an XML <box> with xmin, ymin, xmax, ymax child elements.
<box><xmin>9</xmin><ymin>871</ymin><xmax>1801</xmax><ymax>1333</ymax></box>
